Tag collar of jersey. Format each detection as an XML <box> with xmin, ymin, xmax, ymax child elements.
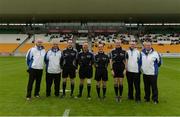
<box><xmin>115</xmin><ymin>47</ymin><xmax>122</xmax><ymax>51</ymax></box>
<box><xmin>35</xmin><ymin>45</ymin><xmax>44</xmax><ymax>50</ymax></box>
<box><xmin>142</xmin><ymin>48</ymin><xmax>154</xmax><ymax>55</ymax></box>
<box><xmin>51</xmin><ymin>47</ymin><xmax>59</xmax><ymax>52</ymax></box>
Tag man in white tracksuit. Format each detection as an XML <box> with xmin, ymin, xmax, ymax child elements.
<box><xmin>44</xmin><ymin>40</ymin><xmax>62</xmax><ymax>97</ymax></box>
<box><xmin>126</xmin><ymin>40</ymin><xmax>141</xmax><ymax>102</ymax></box>
<box><xmin>140</xmin><ymin>40</ymin><xmax>162</xmax><ymax>104</ymax></box>
<box><xmin>26</xmin><ymin>39</ymin><xmax>46</xmax><ymax>100</ymax></box>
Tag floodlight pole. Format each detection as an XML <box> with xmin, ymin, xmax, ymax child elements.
<box><xmin>32</xmin><ymin>17</ymin><xmax>35</xmax><ymax>42</ymax></box>
<box><xmin>129</xmin><ymin>17</ymin><xmax>132</xmax><ymax>35</ymax></box>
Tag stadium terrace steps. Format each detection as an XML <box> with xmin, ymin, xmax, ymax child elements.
<box><xmin>12</xmin><ymin>34</ymin><xmax>33</xmax><ymax>54</ymax></box>
<box><xmin>92</xmin><ymin>44</ymin><xmax>180</xmax><ymax>53</ymax></box>
<box><xmin>0</xmin><ymin>34</ymin><xmax>28</xmax><ymax>43</ymax></box>
<box><xmin>152</xmin><ymin>44</ymin><xmax>180</xmax><ymax>53</ymax></box>
<box><xmin>18</xmin><ymin>43</ymin><xmax>68</xmax><ymax>53</ymax></box>
<box><xmin>0</xmin><ymin>43</ymin><xmax>180</xmax><ymax>54</ymax></box>
<box><xmin>0</xmin><ymin>44</ymin><xmax>19</xmax><ymax>53</ymax></box>
<box><xmin>0</xmin><ymin>43</ymin><xmax>68</xmax><ymax>54</ymax></box>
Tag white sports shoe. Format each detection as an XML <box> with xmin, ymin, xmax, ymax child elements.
<box><xmin>26</xmin><ymin>98</ymin><xmax>31</xmax><ymax>101</ymax></box>
<box><xmin>87</xmin><ymin>96</ymin><xmax>91</xmax><ymax>100</ymax></box>
<box><xmin>35</xmin><ymin>95</ymin><xmax>40</xmax><ymax>98</ymax></box>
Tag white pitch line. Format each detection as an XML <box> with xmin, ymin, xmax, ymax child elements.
<box><xmin>63</xmin><ymin>109</ymin><xmax>70</xmax><ymax>117</ymax></box>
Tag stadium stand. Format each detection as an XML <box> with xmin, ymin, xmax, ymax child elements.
<box><xmin>0</xmin><ymin>33</ymin><xmax>179</xmax><ymax>55</ymax></box>
<box><xmin>0</xmin><ymin>34</ymin><xmax>28</xmax><ymax>53</ymax></box>
<box><xmin>139</xmin><ymin>33</ymin><xmax>180</xmax><ymax>45</ymax></box>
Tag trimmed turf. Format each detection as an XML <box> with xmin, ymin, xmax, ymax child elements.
<box><xmin>0</xmin><ymin>57</ymin><xmax>180</xmax><ymax>116</ymax></box>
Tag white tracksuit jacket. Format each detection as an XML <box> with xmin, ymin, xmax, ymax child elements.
<box><xmin>44</xmin><ymin>48</ymin><xmax>62</xmax><ymax>74</ymax></box>
<box><xmin>126</xmin><ymin>48</ymin><xmax>141</xmax><ymax>73</ymax></box>
<box><xmin>140</xmin><ymin>48</ymin><xmax>162</xmax><ymax>75</ymax></box>
<box><xmin>26</xmin><ymin>46</ymin><xmax>46</xmax><ymax>70</ymax></box>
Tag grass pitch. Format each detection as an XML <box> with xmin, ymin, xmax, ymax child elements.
<box><xmin>0</xmin><ymin>57</ymin><xmax>180</xmax><ymax>116</ymax></box>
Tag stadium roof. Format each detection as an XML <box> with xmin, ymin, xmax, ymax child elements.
<box><xmin>0</xmin><ymin>0</ymin><xmax>180</xmax><ymax>23</ymax></box>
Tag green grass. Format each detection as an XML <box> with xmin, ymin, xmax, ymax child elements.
<box><xmin>0</xmin><ymin>57</ymin><xmax>180</xmax><ymax>116</ymax></box>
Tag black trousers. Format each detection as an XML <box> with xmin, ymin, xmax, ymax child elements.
<box><xmin>126</xmin><ymin>71</ymin><xmax>141</xmax><ymax>101</ymax></box>
<box><xmin>46</xmin><ymin>73</ymin><xmax>61</xmax><ymax>96</ymax></box>
<box><xmin>26</xmin><ymin>68</ymin><xmax>43</xmax><ymax>98</ymax></box>
<box><xmin>143</xmin><ymin>74</ymin><xmax>158</xmax><ymax>102</ymax></box>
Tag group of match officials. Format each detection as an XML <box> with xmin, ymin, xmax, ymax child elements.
<box><xmin>25</xmin><ymin>39</ymin><xmax>161</xmax><ymax>104</ymax></box>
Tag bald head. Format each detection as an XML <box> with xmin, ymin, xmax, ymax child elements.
<box><xmin>52</xmin><ymin>39</ymin><xmax>59</xmax><ymax>49</ymax></box>
<box><xmin>143</xmin><ymin>41</ymin><xmax>152</xmax><ymax>51</ymax></box>
<box><xmin>35</xmin><ymin>39</ymin><xmax>43</xmax><ymax>47</ymax></box>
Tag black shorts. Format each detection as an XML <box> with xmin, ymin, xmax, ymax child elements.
<box><xmin>113</xmin><ymin>63</ymin><xmax>125</xmax><ymax>78</ymax></box>
<box><xmin>79</xmin><ymin>66</ymin><xmax>93</xmax><ymax>79</ymax></box>
<box><xmin>62</xmin><ymin>67</ymin><xmax>76</xmax><ymax>79</ymax></box>
<box><xmin>95</xmin><ymin>68</ymin><xmax>108</xmax><ymax>81</ymax></box>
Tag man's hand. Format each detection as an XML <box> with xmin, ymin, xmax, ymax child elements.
<box><xmin>27</xmin><ymin>69</ymin><xmax>30</xmax><ymax>73</ymax></box>
<box><xmin>123</xmin><ymin>69</ymin><xmax>126</xmax><ymax>75</ymax></box>
<box><xmin>76</xmin><ymin>69</ymin><xmax>78</xmax><ymax>74</ymax></box>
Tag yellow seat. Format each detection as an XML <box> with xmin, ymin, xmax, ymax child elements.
<box><xmin>0</xmin><ymin>43</ymin><xmax>180</xmax><ymax>54</ymax></box>
<box><xmin>18</xmin><ymin>43</ymin><xmax>68</xmax><ymax>53</ymax></box>
<box><xmin>92</xmin><ymin>44</ymin><xmax>180</xmax><ymax>53</ymax></box>
<box><xmin>0</xmin><ymin>44</ymin><xmax>18</xmax><ymax>53</ymax></box>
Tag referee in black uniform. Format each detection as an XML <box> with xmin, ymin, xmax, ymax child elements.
<box><xmin>110</xmin><ymin>40</ymin><xmax>126</xmax><ymax>102</ymax></box>
<box><xmin>60</xmin><ymin>40</ymin><xmax>78</xmax><ymax>98</ymax></box>
<box><xmin>94</xmin><ymin>44</ymin><xmax>109</xmax><ymax>100</ymax></box>
<box><xmin>76</xmin><ymin>42</ymin><xmax>94</xmax><ymax>99</ymax></box>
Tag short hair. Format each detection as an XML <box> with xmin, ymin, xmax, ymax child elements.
<box><xmin>129</xmin><ymin>39</ymin><xmax>137</xmax><ymax>43</ymax></box>
<box><xmin>83</xmin><ymin>41</ymin><xmax>88</xmax><ymax>45</ymax></box>
<box><xmin>115</xmin><ymin>39</ymin><xmax>122</xmax><ymax>43</ymax></box>
<box><xmin>67</xmin><ymin>39</ymin><xmax>73</xmax><ymax>43</ymax></box>
<box><xmin>143</xmin><ymin>40</ymin><xmax>152</xmax><ymax>46</ymax></box>
<box><xmin>98</xmin><ymin>43</ymin><xmax>104</xmax><ymax>47</ymax></box>
<box><xmin>144</xmin><ymin>38</ymin><xmax>152</xmax><ymax>43</ymax></box>
<box><xmin>129</xmin><ymin>40</ymin><xmax>136</xmax><ymax>44</ymax></box>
